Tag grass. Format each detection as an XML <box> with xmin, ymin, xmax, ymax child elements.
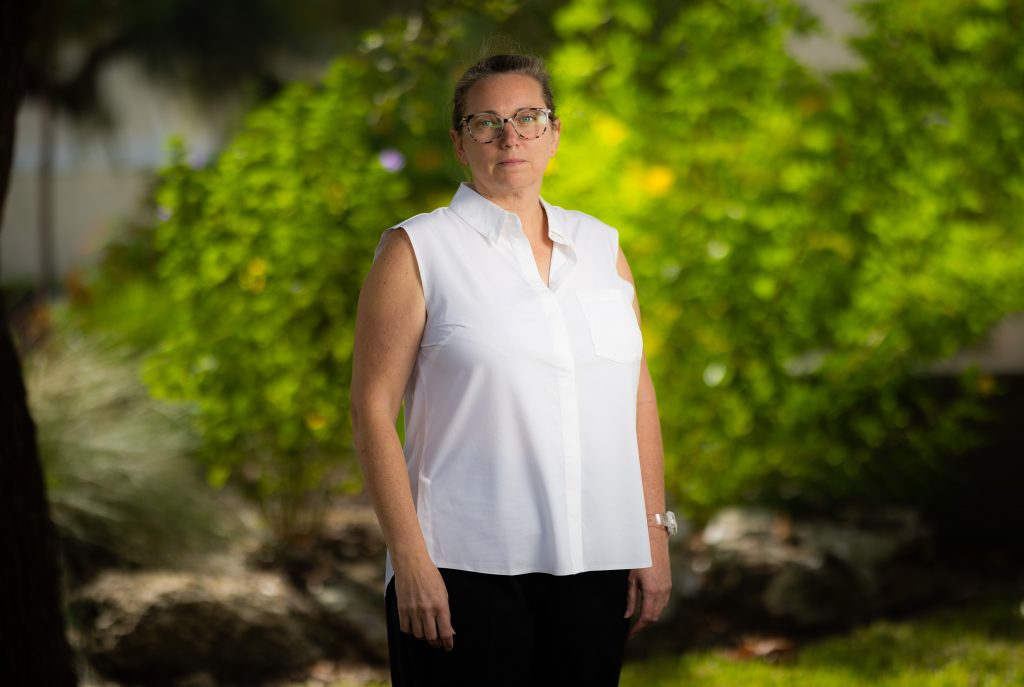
<box><xmin>620</xmin><ymin>590</ymin><xmax>1024</xmax><ymax>687</ymax></box>
<box><xmin>282</xmin><ymin>587</ymin><xmax>1024</xmax><ymax>686</ymax></box>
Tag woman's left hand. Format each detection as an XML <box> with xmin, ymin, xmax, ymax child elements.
<box><xmin>625</xmin><ymin>530</ymin><xmax>672</xmax><ymax>636</ymax></box>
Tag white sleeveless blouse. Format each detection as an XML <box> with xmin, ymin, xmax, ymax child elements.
<box><xmin>380</xmin><ymin>183</ymin><xmax>651</xmax><ymax>584</ymax></box>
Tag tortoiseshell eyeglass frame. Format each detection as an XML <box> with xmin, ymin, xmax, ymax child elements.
<box><xmin>457</xmin><ymin>108</ymin><xmax>553</xmax><ymax>144</ymax></box>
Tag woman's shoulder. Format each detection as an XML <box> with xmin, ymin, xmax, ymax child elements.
<box><xmin>544</xmin><ymin>201</ymin><xmax>621</xmax><ymax>247</ymax></box>
<box><xmin>376</xmin><ymin>205</ymin><xmax>455</xmax><ymax>257</ymax></box>
<box><xmin>391</xmin><ymin>204</ymin><xmax>454</xmax><ymax>235</ymax></box>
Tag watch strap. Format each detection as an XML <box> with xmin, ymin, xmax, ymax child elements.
<box><xmin>647</xmin><ymin>511</ymin><xmax>677</xmax><ymax>535</ymax></box>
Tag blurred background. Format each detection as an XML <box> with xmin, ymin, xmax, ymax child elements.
<box><xmin>3</xmin><ymin>0</ymin><xmax>1023</xmax><ymax>685</ymax></box>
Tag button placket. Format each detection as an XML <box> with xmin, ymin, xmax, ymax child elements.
<box><xmin>542</xmin><ymin>290</ymin><xmax>585</xmax><ymax>572</ymax></box>
<box><xmin>506</xmin><ymin>212</ymin><xmax>584</xmax><ymax>568</ymax></box>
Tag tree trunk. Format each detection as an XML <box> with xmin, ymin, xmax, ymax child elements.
<box><xmin>0</xmin><ymin>0</ymin><xmax>79</xmax><ymax>683</ymax></box>
<box><xmin>38</xmin><ymin>95</ymin><xmax>58</xmax><ymax>295</ymax></box>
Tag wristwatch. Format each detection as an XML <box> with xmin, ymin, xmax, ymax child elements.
<box><xmin>647</xmin><ymin>511</ymin><xmax>678</xmax><ymax>536</ymax></box>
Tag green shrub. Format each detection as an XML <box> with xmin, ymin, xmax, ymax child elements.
<box><xmin>83</xmin><ymin>3</ymin><xmax>534</xmax><ymax>538</ymax></box>
<box><xmin>142</xmin><ymin>59</ymin><xmax>411</xmax><ymax>536</ymax></box>
<box><xmin>544</xmin><ymin>0</ymin><xmax>1024</xmax><ymax>518</ymax></box>
<box><xmin>83</xmin><ymin>0</ymin><xmax>1024</xmax><ymax>529</ymax></box>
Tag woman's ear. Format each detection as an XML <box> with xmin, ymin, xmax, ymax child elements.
<box><xmin>450</xmin><ymin>129</ymin><xmax>467</xmax><ymax>165</ymax></box>
<box><xmin>549</xmin><ymin>118</ymin><xmax>561</xmax><ymax>157</ymax></box>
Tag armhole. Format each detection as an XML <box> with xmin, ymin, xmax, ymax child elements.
<box><xmin>374</xmin><ymin>225</ymin><xmax>429</xmax><ymax>306</ymax></box>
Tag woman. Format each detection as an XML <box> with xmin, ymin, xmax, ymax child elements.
<box><xmin>350</xmin><ymin>54</ymin><xmax>673</xmax><ymax>686</ymax></box>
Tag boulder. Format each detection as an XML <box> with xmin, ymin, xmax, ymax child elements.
<box><xmin>73</xmin><ymin>570</ymin><xmax>324</xmax><ymax>686</ymax></box>
<box><xmin>249</xmin><ymin>505</ymin><xmax>390</xmax><ymax>663</ymax></box>
<box><xmin>307</xmin><ymin>576</ymin><xmax>389</xmax><ymax>664</ymax></box>
<box><xmin>629</xmin><ymin>506</ymin><xmax>943</xmax><ymax>656</ymax></box>
<box><xmin>693</xmin><ymin>506</ymin><xmax>942</xmax><ymax>630</ymax></box>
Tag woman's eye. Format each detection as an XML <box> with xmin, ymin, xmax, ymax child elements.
<box><xmin>477</xmin><ymin>119</ymin><xmax>500</xmax><ymax>128</ymax></box>
<box><xmin>518</xmin><ymin>115</ymin><xmax>536</xmax><ymax>124</ymax></box>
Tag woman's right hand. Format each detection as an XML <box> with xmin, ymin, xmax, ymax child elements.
<box><xmin>395</xmin><ymin>560</ymin><xmax>456</xmax><ymax>651</ymax></box>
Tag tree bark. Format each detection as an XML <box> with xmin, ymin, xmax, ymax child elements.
<box><xmin>1</xmin><ymin>0</ymin><xmax>79</xmax><ymax>683</ymax></box>
<box><xmin>38</xmin><ymin>95</ymin><xmax>58</xmax><ymax>295</ymax></box>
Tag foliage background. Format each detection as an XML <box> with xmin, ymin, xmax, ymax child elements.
<box><xmin>76</xmin><ymin>0</ymin><xmax>1024</xmax><ymax>535</ymax></box>
<box><xmin>544</xmin><ymin>0</ymin><xmax>1024</xmax><ymax>517</ymax></box>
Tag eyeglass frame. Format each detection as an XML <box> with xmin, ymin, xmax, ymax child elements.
<box><xmin>456</xmin><ymin>107</ymin><xmax>554</xmax><ymax>144</ymax></box>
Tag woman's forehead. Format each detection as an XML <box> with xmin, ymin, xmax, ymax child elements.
<box><xmin>464</xmin><ymin>73</ymin><xmax>545</xmax><ymax>112</ymax></box>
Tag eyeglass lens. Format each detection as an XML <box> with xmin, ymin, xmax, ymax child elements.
<box><xmin>467</xmin><ymin>109</ymin><xmax>548</xmax><ymax>142</ymax></box>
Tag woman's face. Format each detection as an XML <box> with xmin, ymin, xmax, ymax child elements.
<box><xmin>450</xmin><ymin>73</ymin><xmax>560</xmax><ymax>198</ymax></box>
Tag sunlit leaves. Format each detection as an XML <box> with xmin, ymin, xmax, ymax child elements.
<box><xmin>546</xmin><ymin>0</ymin><xmax>1024</xmax><ymax>518</ymax></box>
<box><xmin>97</xmin><ymin>0</ymin><xmax>1024</xmax><ymax>530</ymax></box>
<box><xmin>144</xmin><ymin>59</ymin><xmax>410</xmax><ymax>531</ymax></box>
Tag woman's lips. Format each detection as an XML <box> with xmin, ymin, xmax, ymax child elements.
<box><xmin>499</xmin><ymin>158</ymin><xmax>526</xmax><ymax>165</ymax></box>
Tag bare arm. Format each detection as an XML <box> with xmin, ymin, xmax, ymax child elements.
<box><xmin>616</xmin><ymin>247</ymin><xmax>673</xmax><ymax>636</ymax></box>
<box><xmin>350</xmin><ymin>229</ymin><xmax>454</xmax><ymax>651</ymax></box>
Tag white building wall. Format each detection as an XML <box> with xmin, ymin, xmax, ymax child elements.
<box><xmin>1</xmin><ymin>58</ymin><xmax>243</xmax><ymax>283</ymax></box>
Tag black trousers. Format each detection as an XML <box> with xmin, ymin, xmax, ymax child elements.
<box><xmin>386</xmin><ymin>568</ymin><xmax>631</xmax><ymax>687</ymax></box>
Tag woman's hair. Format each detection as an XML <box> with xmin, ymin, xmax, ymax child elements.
<box><xmin>450</xmin><ymin>54</ymin><xmax>556</xmax><ymax>131</ymax></box>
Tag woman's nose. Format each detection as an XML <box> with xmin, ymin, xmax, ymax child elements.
<box><xmin>498</xmin><ymin>122</ymin><xmax>520</xmax><ymax>146</ymax></box>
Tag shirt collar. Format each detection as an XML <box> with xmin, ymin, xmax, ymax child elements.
<box><xmin>541</xmin><ymin>197</ymin><xmax>573</xmax><ymax>248</ymax></box>
<box><xmin>449</xmin><ymin>183</ymin><xmax>574</xmax><ymax>248</ymax></box>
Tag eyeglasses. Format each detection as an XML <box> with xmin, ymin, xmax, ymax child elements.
<box><xmin>458</xmin><ymin>108</ymin><xmax>553</xmax><ymax>144</ymax></box>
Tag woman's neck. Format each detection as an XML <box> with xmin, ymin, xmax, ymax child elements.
<box><xmin>469</xmin><ymin>182</ymin><xmax>546</xmax><ymax>240</ymax></box>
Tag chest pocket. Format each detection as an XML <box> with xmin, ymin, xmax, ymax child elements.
<box><xmin>576</xmin><ymin>289</ymin><xmax>643</xmax><ymax>363</ymax></box>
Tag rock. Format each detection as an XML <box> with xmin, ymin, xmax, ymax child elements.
<box><xmin>308</xmin><ymin>576</ymin><xmax>389</xmax><ymax>663</ymax></box>
<box><xmin>761</xmin><ymin>551</ymin><xmax>866</xmax><ymax>627</ymax></box>
<box><xmin>72</xmin><ymin>569</ymin><xmax>324</xmax><ymax>686</ymax></box>
<box><xmin>628</xmin><ymin>506</ymin><xmax>943</xmax><ymax>657</ymax></box>
<box><xmin>174</xmin><ymin>672</ymin><xmax>218</xmax><ymax>687</ymax></box>
<box><xmin>305</xmin><ymin>514</ymin><xmax>389</xmax><ymax>662</ymax></box>
<box><xmin>694</xmin><ymin>506</ymin><xmax>942</xmax><ymax>631</ymax></box>
<box><xmin>250</xmin><ymin>505</ymin><xmax>390</xmax><ymax>663</ymax></box>
<box><xmin>330</xmin><ymin>513</ymin><xmax>396</xmax><ymax>661</ymax></box>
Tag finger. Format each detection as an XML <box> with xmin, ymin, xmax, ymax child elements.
<box><xmin>629</xmin><ymin>587</ymin><xmax>664</xmax><ymax>637</ymax></box>
<box><xmin>437</xmin><ymin>611</ymin><xmax>456</xmax><ymax>652</ymax></box>
<box><xmin>629</xmin><ymin>599</ymin><xmax>654</xmax><ymax>637</ymax></box>
<box><xmin>411</xmin><ymin>614</ymin><xmax>428</xmax><ymax>641</ymax></box>
<box><xmin>399</xmin><ymin>610</ymin><xmax>412</xmax><ymax>635</ymax></box>
<box><xmin>425</xmin><ymin>628</ymin><xmax>441</xmax><ymax>649</ymax></box>
<box><xmin>624</xmin><ymin>575</ymin><xmax>638</xmax><ymax>618</ymax></box>
<box><xmin>420</xmin><ymin>612</ymin><xmax>440</xmax><ymax>646</ymax></box>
